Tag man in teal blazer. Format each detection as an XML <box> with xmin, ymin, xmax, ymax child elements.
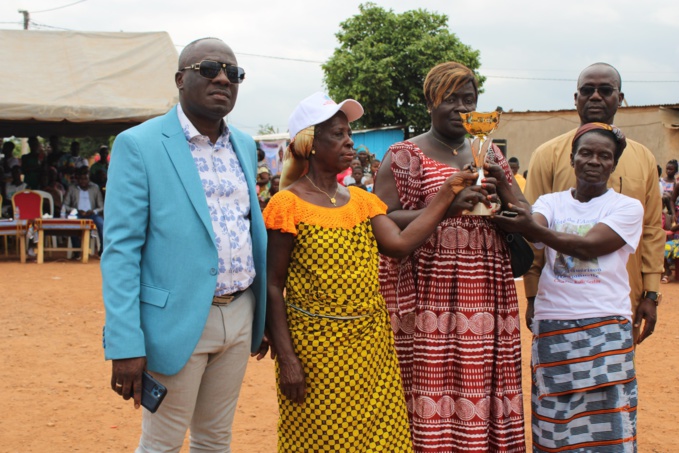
<box><xmin>101</xmin><ymin>37</ymin><xmax>266</xmax><ymax>452</ymax></box>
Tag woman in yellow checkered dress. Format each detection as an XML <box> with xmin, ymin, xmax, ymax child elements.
<box><xmin>262</xmin><ymin>93</ymin><xmax>490</xmax><ymax>452</ymax></box>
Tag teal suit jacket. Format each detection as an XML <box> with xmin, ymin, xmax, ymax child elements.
<box><xmin>101</xmin><ymin>106</ymin><xmax>267</xmax><ymax>376</ymax></box>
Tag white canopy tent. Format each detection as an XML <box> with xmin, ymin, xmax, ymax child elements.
<box><xmin>0</xmin><ymin>30</ymin><xmax>178</xmax><ymax>137</ymax></box>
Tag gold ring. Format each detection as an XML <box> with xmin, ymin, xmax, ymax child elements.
<box><xmin>115</xmin><ymin>382</ymin><xmax>123</xmax><ymax>388</ymax></box>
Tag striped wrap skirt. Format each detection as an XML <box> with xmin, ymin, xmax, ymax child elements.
<box><xmin>531</xmin><ymin>316</ymin><xmax>637</xmax><ymax>453</ymax></box>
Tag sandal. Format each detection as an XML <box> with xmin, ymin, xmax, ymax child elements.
<box><xmin>661</xmin><ymin>275</ymin><xmax>669</xmax><ymax>284</ymax></box>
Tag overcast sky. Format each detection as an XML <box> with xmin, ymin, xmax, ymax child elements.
<box><xmin>2</xmin><ymin>0</ymin><xmax>678</xmax><ymax>135</ymax></box>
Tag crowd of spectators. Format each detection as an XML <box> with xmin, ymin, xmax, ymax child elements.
<box><xmin>5</xmin><ymin>133</ymin><xmax>521</xmax><ymax>219</ymax></box>
<box><xmin>255</xmin><ymin>142</ymin><xmax>380</xmax><ymax>209</ymax></box>
<box><xmin>0</xmin><ymin>136</ymin><xmax>109</xmax><ymax>219</ymax></box>
<box><xmin>660</xmin><ymin>159</ymin><xmax>679</xmax><ymax>283</ymax></box>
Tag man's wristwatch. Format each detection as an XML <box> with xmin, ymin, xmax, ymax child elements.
<box><xmin>643</xmin><ymin>291</ymin><xmax>662</xmax><ymax>306</ymax></box>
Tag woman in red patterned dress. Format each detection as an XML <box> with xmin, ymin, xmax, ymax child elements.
<box><xmin>374</xmin><ymin>62</ymin><xmax>529</xmax><ymax>452</ymax></box>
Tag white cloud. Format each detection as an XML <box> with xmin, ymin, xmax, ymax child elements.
<box><xmin>650</xmin><ymin>6</ymin><xmax>679</xmax><ymax>28</ymax></box>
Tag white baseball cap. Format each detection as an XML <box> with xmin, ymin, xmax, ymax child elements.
<box><xmin>288</xmin><ymin>92</ymin><xmax>364</xmax><ymax>139</ymax></box>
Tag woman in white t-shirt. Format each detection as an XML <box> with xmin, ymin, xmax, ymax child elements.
<box><xmin>494</xmin><ymin>122</ymin><xmax>643</xmax><ymax>453</ymax></box>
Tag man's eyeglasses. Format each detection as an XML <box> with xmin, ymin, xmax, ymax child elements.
<box><xmin>182</xmin><ymin>60</ymin><xmax>246</xmax><ymax>83</ymax></box>
<box><xmin>578</xmin><ymin>85</ymin><xmax>617</xmax><ymax>97</ymax></box>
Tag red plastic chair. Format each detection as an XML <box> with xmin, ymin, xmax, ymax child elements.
<box><xmin>12</xmin><ymin>190</ymin><xmax>43</xmax><ymax>220</ymax></box>
<box><xmin>9</xmin><ymin>190</ymin><xmax>42</xmax><ymax>259</ymax></box>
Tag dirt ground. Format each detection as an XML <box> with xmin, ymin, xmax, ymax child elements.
<box><xmin>1</xmin><ymin>256</ymin><xmax>678</xmax><ymax>452</ymax></box>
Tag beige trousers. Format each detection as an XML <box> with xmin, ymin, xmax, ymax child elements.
<box><xmin>136</xmin><ymin>289</ymin><xmax>254</xmax><ymax>453</ymax></box>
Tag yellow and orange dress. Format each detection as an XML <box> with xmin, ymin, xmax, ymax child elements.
<box><xmin>263</xmin><ymin>187</ymin><xmax>413</xmax><ymax>453</ymax></box>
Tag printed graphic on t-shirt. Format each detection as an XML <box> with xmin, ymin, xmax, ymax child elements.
<box><xmin>552</xmin><ymin>221</ymin><xmax>601</xmax><ymax>280</ymax></box>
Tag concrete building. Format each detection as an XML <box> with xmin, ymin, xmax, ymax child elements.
<box><xmin>493</xmin><ymin>104</ymin><xmax>679</xmax><ymax>172</ymax></box>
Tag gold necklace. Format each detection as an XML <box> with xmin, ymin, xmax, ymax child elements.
<box><xmin>431</xmin><ymin>134</ymin><xmax>466</xmax><ymax>155</ymax></box>
<box><xmin>305</xmin><ymin>174</ymin><xmax>339</xmax><ymax>206</ymax></box>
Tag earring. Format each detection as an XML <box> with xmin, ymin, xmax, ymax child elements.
<box><xmin>311</xmin><ymin>149</ymin><xmax>316</xmax><ymax>155</ymax></box>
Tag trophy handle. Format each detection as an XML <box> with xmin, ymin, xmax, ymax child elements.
<box><xmin>471</xmin><ymin>136</ymin><xmax>494</xmax><ymax>158</ymax></box>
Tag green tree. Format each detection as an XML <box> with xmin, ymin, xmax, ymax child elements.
<box><xmin>257</xmin><ymin>124</ymin><xmax>279</xmax><ymax>136</ymax></box>
<box><xmin>323</xmin><ymin>3</ymin><xmax>485</xmax><ymax>135</ymax></box>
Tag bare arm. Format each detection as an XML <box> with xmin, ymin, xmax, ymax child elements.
<box><xmin>373</xmin><ymin>171</ymin><xmax>479</xmax><ymax>258</ymax></box>
<box><xmin>374</xmin><ymin>149</ymin><xmax>493</xmax><ymax>230</ymax></box>
<box><xmin>494</xmin><ymin>204</ymin><xmax>627</xmax><ymax>260</ymax></box>
<box><xmin>524</xmin><ymin>298</ymin><xmax>535</xmax><ymax>330</ymax></box>
<box><xmin>265</xmin><ymin>229</ymin><xmax>306</xmax><ymax>404</ymax></box>
<box><xmin>484</xmin><ymin>162</ymin><xmax>530</xmax><ymax>212</ymax></box>
<box><xmin>373</xmin><ymin>151</ymin><xmax>423</xmax><ymax>229</ymax></box>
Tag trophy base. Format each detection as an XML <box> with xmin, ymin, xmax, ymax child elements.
<box><xmin>463</xmin><ymin>202</ymin><xmax>498</xmax><ymax>216</ymax></box>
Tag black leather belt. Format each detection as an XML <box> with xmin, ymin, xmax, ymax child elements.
<box><xmin>212</xmin><ymin>290</ymin><xmax>245</xmax><ymax>306</ymax></box>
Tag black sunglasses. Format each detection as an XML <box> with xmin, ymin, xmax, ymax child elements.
<box><xmin>182</xmin><ymin>60</ymin><xmax>245</xmax><ymax>83</ymax></box>
<box><xmin>578</xmin><ymin>85</ymin><xmax>617</xmax><ymax>97</ymax></box>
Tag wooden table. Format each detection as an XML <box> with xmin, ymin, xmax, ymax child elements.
<box><xmin>34</xmin><ymin>218</ymin><xmax>96</xmax><ymax>264</ymax></box>
<box><xmin>0</xmin><ymin>219</ymin><xmax>28</xmax><ymax>263</ymax></box>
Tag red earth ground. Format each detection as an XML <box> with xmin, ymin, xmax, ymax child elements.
<box><xmin>1</xmin><ymin>257</ymin><xmax>677</xmax><ymax>452</ymax></box>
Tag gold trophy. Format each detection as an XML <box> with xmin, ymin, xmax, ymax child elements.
<box><xmin>459</xmin><ymin>111</ymin><xmax>501</xmax><ymax>216</ymax></box>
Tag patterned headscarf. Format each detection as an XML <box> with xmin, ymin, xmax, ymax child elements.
<box><xmin>572</xmin><ymin>122</ymin><xmax>627</xmax><ymax>159</ymax></box>
<box><xmin>280</xmin><ymin>126</ymin><xmax>314</xmax><ymax>190</ymax></box>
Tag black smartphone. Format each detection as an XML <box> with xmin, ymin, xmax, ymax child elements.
<box><xmin>134</xmin><ymin>371</ymin><xmax>168</xmax><ymax>413</ymax></box>
<box><xmin>500</xmin><ymin>211</ymin><xmax>519</xmax><ymax>218</ymax></box>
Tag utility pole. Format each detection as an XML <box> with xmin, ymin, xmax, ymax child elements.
<box><xmin>18</xmin><ymin>10</ymin><xmax>29</xmax><ymax>30</ymax></box>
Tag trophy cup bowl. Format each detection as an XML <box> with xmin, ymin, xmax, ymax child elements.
<box><xmin>459</xmin><ymin>111</ymin><xmax>501</xmax><ymax>216</ymax></box>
